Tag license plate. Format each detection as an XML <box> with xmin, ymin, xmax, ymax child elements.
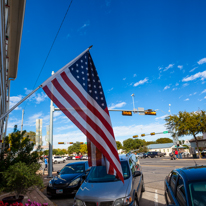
<box><xmin>56</xmin><ymin>189</ymin><xmax>63</xmax><ymax>194</ymax></box>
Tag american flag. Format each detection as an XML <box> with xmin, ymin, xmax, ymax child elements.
<box><xmin>42</xmin><ymin>49</ymin><xmax>124</xmax><ymax>182</ymax></box>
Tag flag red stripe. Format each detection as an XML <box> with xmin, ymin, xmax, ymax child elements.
<box><xmin>87</xmin><ymin>138</ymin><xmax>92</xmax><ymax>166</ymax></box>
<box><xmin>61</xmin><ymin>72</ymin><xmax>115</xmax><ymax>138</ymax></box>
<box><xmin>43</xmin><ymin>85</ymin><xmax>124</xmax><ymax>182</ymax></box>
<box><xmin>51</xmin><ymin>78</ymin><xmax>120</xmax><ymax>162</ymax></box>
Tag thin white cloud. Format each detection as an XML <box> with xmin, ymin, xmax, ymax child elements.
<box><xmin>179</xmin><ymin>95</ymin><xmax>183</xmax><ymax>99</ymax></box>
<box><xmin>108</xmin><ymin>87</ymin><xmax>113</xmax><ymax>91</ymax></box>
<box><xmin>163</xmin><ymin>85</ymin><xmax>170</xmax><ymax>90</ymax></box>
<box><xmin>190</xmin><ymin>67</ymin><xmax>197</xmax><ymax>72</ymax></box>
<box><xmin>172</xmin><ymin>88</ymin><xmax>177</xmax><ymax>91</ymax></box>
<box><xmin>158</xmin><ymin>67</ymin><xmax>163</xmax><ymax>70</ymax></box>
<box><xmin>108</xmin><ymin>102</ymin><xmax>126</xmax><ymax>110</ymax></box>
<box><xmin>78</xmin><ymin>21</ymin><xmax>90</xmax><ymax>31</ymax></box>
<box><xmin>123</xmin><ymin>78</ymin><xmax>126</xmax><ymax>80</ymax></box>
<box><xmin>201</xmin><ymin>89</ymin><xmax>206</xmax><ymax>94</ymax></box>
<box><xmin>155</xmin><ymin>115</ymin><xmax>168</xmax><ymax>120</ymax></box>
<box><xmin>133</xmin><ymin>77</ymin><xmax>148</xmax><ymax>87</ymax></box>
<box><xmin>113</xmin><ymin>123</ymin><xmax>169</xmax><ymax>139</ymax></box>
<box><xmin>175</xmin><ymin>83</ymin><xmax>179</xmax><ymax>86</ymax></box>
<box><xmin>198</xmin><ymin>58</ymin><xmax>206</xmax><ymax>65</ymax></box>
<box><xmin>24</xmin><ymin>88</ymin><xmax>48</xmax><ymax>104</ymax></box>
<box><xmin>189</xmin><ymin>92</ymin><xmax>197</xmax><ymax>96</ymax></box>
<box><xmin>182</xmin><ymin>70</ymin><xmax>206</xmax><ymax>82</ymax></box>
<box><xmin>184</xmin><ymin>98</ymin><xmax>189</xmax><ymax>101</ymax></box>
<box><xmin>9</xmin><ymin>95</ymin><xmax>23</xmax><ymax>110</ymax></box>
<box><xmin>178</xmin><ymin>65</ymin><xmax>183</xmax><ymax>70</ymax></box>
<box><xmin>133</xmin><ymin>74</ymin><xmax>137</xmax><ymax>77</ymax></box>
<box><xmin>164</xmin><ymin>64</ymin><xmax>174</xmax><ymax>71</ymax></box>
<box><xmin>183</xmin><ymin>83</ymin><xmax>189</xmax><ymax>87</ymax></box>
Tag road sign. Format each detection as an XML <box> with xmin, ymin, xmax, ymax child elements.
<box><xmin>163</xmin><ymin>131</ymin><xmax>168</xmax><ymax>134</ymax></box>
<box><xmin>138</xmin><ymin>107</ymin><xmax>145</xmax><ymax>115</ymax></box>
<box><xmin>133</xmin><ymin>135</ymin><xmax>138</xmax><ymax>138</ymax></box>
<box><xmin>58</xmin><ymin>142</ymin><xmax>65</xmax><ymax>144</ymax></box>
<box><xmin>85</xmin><ymin>142</ymin><xmax>87</xmax><ymax>144</ymax></box>
<box><xmin>122</xmin><ymin>111</ymin><xmax>132</xmax><ymax>116</ymax></box>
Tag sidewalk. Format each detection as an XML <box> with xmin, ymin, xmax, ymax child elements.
<box><xmin>0</xmin><ymin>172</ymin><xmax>57</xmax><ymax>206</ymax></box>
<box><xmin>162</xmin><ymin>158</ymin><xmax>206</xmax><ymax>161</ymax></box>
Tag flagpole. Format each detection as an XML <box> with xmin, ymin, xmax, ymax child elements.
<box><xmin>0</xmin><ymin>45</ymin><xmax>93</xmax><ymax>122</ymax></box>
<box><xmin>0</xmin><ymin>86</ymin><xmax>42</xmax><ymax>121</ymax></box>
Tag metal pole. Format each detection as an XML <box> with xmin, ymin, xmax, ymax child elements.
<box><xmin>0</xmin><ymin>86</ymin><xmax>42</xmax><ymax>121</ymax></box>
<box><xmin>21</xmin><ymin>109</ymin><xmax>24</xmax><ymax>133</ymax></box>
<box><xmin>48</xmin><ymin>71</ymin><xmax>54</xmax><ymax>178</ymax></box>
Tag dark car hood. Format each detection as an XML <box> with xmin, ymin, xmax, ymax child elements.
<box><xmin>52</xmin><ymin>173</ymin><xmax>81</xmax><ymax>184</ymax></box>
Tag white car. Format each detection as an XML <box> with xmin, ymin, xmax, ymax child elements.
<box><xmin>52</xmin><ymin>156</ymin><xmax>65</xmax><ymax>164</ymax></box>
<box><xmin>72</xmin><ymin>156</ymin><xmax>76</xmax><ymax>160</ymax></box>
<box><xmin>82</xmin><ymin>155</ymin><xmax>88</xmax><ymax>160</ymax></box>
<box><xmin>61</xmin><ymin>156</ymin><xmax>67</xmax><ymax>161</ymax></box>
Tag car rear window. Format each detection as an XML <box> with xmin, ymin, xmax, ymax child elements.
<box><xmin>87</xmin><ymin>161</ymin><xmax>130</xmax><ymax>183</ymax></box>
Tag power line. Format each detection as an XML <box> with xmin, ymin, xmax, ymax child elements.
<box><xmin>23</xmin><ymin>0</ymin><xmax>74</xmax><ymax>110</ymax></box>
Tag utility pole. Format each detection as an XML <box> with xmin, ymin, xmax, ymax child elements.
<box><xmin>21</xmin><ymin>109</ymin><xmax>24</xmax><ymax>133</ymax></box>
<box><xmin>48</xmin><ymin>71</ymin><xmax>54</xmax><ymax>178</ymax></box>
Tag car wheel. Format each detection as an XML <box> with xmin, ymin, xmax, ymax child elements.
<box><xmin>58</xmin><ymin>161</ymin><xmax>60</xmax><ymax>164</ymax></box>
<box><xmin>141</xmin><ymin>181</ymin><xmax>145</xmax><ymax>192</ymax></box>
<box><xmin>63</xmin><ymin>160</ymin><xmax>65</xmax><ymax>163</ymax></box>
<box><xmin>54</xmin><ymin>161</ymin><xmax>57</xmax><ymax>164</ymax></box>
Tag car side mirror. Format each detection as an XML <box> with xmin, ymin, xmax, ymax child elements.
<box><xmin>57</xmin><ymin>170</ymin><xmax>60</xmax><ymax>175</ymax></box>
<box><xmin>85</xmin><ymin>168</ymin><xmax>91</xmax><ymax>173</ymax></box>
<box><xmin>133</xmin><ymin>171</ymin><xmax>142</xmax><ymax>177</ymax></box>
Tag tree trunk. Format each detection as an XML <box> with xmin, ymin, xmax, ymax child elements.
<box><xmin>194</xmin><ymin>135</ymin><xmax>201</xmax><ymax>159</ymax></box>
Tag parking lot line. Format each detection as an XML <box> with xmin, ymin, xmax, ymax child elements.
<box><xmin>154</xmin><ymin>190</ymin><xmax>158</xmax><ymax>206</ymax></box>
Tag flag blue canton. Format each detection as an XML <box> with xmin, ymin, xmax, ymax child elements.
<box><xmin>69</xmin><ymin>52</ymin><xmax>107</xmax><ymax>110</ymax></box>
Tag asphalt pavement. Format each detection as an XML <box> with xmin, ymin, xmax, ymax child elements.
<box><xmin>41</xmin><ymin>157</ymin><xmax>206</xmax><ymax>206</ymax></box>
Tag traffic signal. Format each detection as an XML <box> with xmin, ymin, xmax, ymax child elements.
<box><xmin>69</xmin><ymin>142</ymin><xmax>73</xmax><ymax>144</ymax></box>
<box><xmin>150</xmin><ymin>132</ymin><xmax>155</xmax><ymax>135</ymax></box>
<box><xmin>145</xmin><ymin>109</ymin><xmax>156</xmax><ymax>115</ymax></box>
<box><xmin>80</xmin><ymin>142</ymin><xmax>84</xmax><ymax>144</ymax></box>
<box><xmin>133</xmin><ymin>135</ymin><xmax>138</xmax><ymax>138</ymax></box>
<box><xmin>58</xmin><ymin>142</ymin><xmax>65</xmax><ymax>144</ymax></box>
<box><xmin>122</xmin><ymin>111</ymin><xmax>132</xmax><ymax>116</ymax></box>
<box><xmin>141</xmin><ymin>134</ymin><xmax>145</xmax><ymax>137</ymax></box>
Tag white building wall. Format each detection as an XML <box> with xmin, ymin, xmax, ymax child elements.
<box><xmin>149</xmin><ymin>147</ymin><xmax>173</xmax><ymax>156</ymax></box>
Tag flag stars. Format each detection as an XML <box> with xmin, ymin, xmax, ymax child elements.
<box><xmin>85</xmin><ymin>62</ymin><xmax>87</xmax><ymax>64</ymax></box>
<box><xmin>82</xmin><ymin>77</ymin><xmax>85</xmax><ymax>80</ymax></box>
<box><xmin>81</xmin><ymin>66</ymin><xmax>84</xmax><ymax>69</ymax></box>
<box><xmin>76</xmin><ymin>70</ymin><xmax>79</xmax><ymax>73</ymax></box>
<box><xmin>82</xmin><ymin>72</ymin><xmax>84</xmax><ymax>74</ymax></box>
<box><xmin>81</xmin><ymin>60</ymin><xmax>83</xmax><ymax>62</ymax></box>
<box><xmin>88</xmin><ymin>79</ymin><xmax>90</xmax><ymax>81</ymax></box>
<box><xmin>76</xmin><ymin>64</ymin><xmax>78</xmax><ymax>66</ymax></box>
<box><xmin>96</xmin><ymin>97</ymin><xmax>98</xmax><ymax>99</ymax></box>
<box><xmin>86</xmin><ymin>68</ymin><xmax>88</xmax><ymax>70</ymax></box>
<box><xmin>77</xmin><ymin>76</ymin><xmax>79</xmax><ymax>78</ymax></box>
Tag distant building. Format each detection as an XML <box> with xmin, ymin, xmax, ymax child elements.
<box><xmin>36</xmin><ymin>119</ymin><xmax>42</xmax><ymax>146</ymax></box>
<box><xmin>147</xmin><ymin>143</ymin><xmax>190</xmax><ymax>156</ymax></box>
<box><xmin>147</xmin><ymin>143</ymin><xmax>174</xmax><ymax>156</ymax></box>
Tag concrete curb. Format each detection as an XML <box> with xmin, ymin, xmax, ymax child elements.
<box><xmin>35</xmin><ymin>187</ymin><xmax>55</xmax><ymax>206</ymax></box>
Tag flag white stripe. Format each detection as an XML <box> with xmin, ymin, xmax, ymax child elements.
<box><xmin>91</xmin><ymin>142</ymin><xmax>96</xmax><ymax>166</ymax></box>
<box><xmin>46</xmin><ymin>81</ymin><xmax>122</xmax><ymax>173</ymax></box>
<box><xmin>56</xmin><ymin>73</ymin><xmax>117</xmax><ymax>148</ymax></box>
<box><xmin>67</xmin><ymin>70</ymin><xmax>113</xmax><ymax>126</ymax></box>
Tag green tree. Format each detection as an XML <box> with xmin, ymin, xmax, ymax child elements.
<box><xmin>116</xmin><ymin>141</ymin><xmax>123</xmax><ymax>150</ymax></box>
<box><xmin>23</xmin><ymin>131</ymin><xmax>36</xmax><ymax>143</ymax></box>
<box><xmin>145</xmin><ymin>141</ymin><xmax>156</xmax><ymax>145</ymax></box>
<box><xmin>165</xmin><ymin>110</ymin><xmax>206</xmax><ymax>158</ymax></box>
<box><xmin>156</xmin><ymin>138</ymin><xmax>173</xmax><ymax>144</ymax></box>
<box><xmin>0</xmin><ymin>128</ymin><xmax>42</xmax><ymax>189</ymax></box>
<box><xmin>68</xmin><ymin>142</ymin><xmax>81</xmax><ymax>154</ymax></box>
<box><xmin>80</xmin><ymin>144</ymin><xmax>88</xmax><ymax>154</ymax></box>
<box><xmin>123</xmin><ymin>138</ymin><xmax>147</xmax><ymax>152</ymax></box>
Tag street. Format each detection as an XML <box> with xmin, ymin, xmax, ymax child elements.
<box><xmin>42</xmin><ymin>157</ymin><xmax>206</xmax><ymax>206</ymax></box>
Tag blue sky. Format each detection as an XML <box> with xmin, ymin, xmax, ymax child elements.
<box><xmin>8</xmin><ymin>0</ymin><xmax>206</xmax><ymax>148</ymax></box>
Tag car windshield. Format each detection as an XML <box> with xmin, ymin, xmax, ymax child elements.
<box><xmin>189</xmin><ymin>181</ymin><xmax>206</xmax><ymax>206</ymax></box>
<box><xmin>87</xmin><ymin>161</ymin><xmax>130</xmax><ymax>183</ymax></box>
<box><xmin>60</xmin><ymin>164</ymin><xmax>85</xmax><ymax>174</ymax></box>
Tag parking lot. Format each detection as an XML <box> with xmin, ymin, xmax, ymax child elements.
<box><xmin>42</xmin><ymin>157</ymin><xmax>206</xmax><ymax>206</ymax></box>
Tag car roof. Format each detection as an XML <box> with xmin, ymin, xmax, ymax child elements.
<box><xmin>119</xmin><ymin>153</ymin><xmax>135</xmax><ymax>161</ymax></box>
<box><xmin>65</xmin><ymin>161</ymin><xmax>87</xmax><ymax>166</ymax></box>
<box><xmin>176</xmin><ymin>165</ymin><xmax>206</xmax><ymax>182</ymax></box>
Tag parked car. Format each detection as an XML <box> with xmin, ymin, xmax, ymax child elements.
<box><xmin>47</xmin><ymin>161</ymin><xmax>91</xmax><ymax>197</ymax></box>
<box><xmin>61</xmin><ymin>156</ymin><xmax>67</xmax><ymax>161</ymax></box>
<box><xmin>75</xmin><ymin>155</ymin><xmax>83</xmax><ymax>160</ymax></box>
<box><xmin>66</xmin><ymin>156</ymin><xmax>73</xmax><ymax>160</ymax></box>
<box><xmin>136</xmin><ymin>153</ymin><xmax>144</xmax><ymax>159</ymax></box>
<box><xmin>165</xmin><ymin>165</ymin><xmax>206</xmax><ymax>206</ymax></box>
<box><xmin>74</xmin><ymin>153</ymin><xmax>145</xmax><ymax>206</ymax></box>
<box><xmin>82</xmin><ymin>155</ymin><xmax>88</xmax><ymax>160</ymax></box>
<box><xmin>52</xmin><ymin>156</ymin><xmax>65</xmax><ymax>164</ymax></box>
<box><xmin>147</xmin><ymin>151</ymin><xmax>165</xmax><ymax>158</ymax></box>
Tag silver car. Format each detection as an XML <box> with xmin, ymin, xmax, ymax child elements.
<box><xmin>74</xmin><ymin>153</ymin><xmax>145</xmax><ymax>206</ymax></box>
